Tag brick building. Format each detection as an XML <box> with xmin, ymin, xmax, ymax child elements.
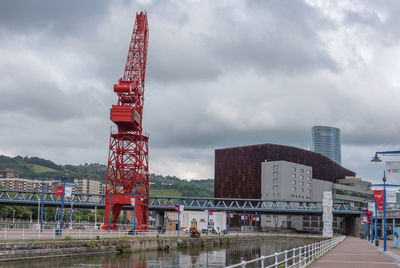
<box><xmin>214</xmin><ymin>143</ymin><xmax>355</xmax><ymax>199</ymax></box>
<box><xmin>0</xmin><ymin>168</ymin><xmax>20</xmax><ymax>178</ymax></box>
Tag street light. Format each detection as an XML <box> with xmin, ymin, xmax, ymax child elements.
<box><xmin>371</xmin><ymin>154</ymin><xmax>382</xmax><ymax>162</ymax></box>
<box><xmin>370</xmin><ymin>149</ymin><xmax>400</xmax><ymax>251</ymax></box>
<box><xmin>383</xmin><ymin>172</ymin><xmax>387</xmax><ymax>252</ymax></box>
<box><xmin>371</xmin><ymin>150</ymin><xmax>400</xmax><ymax>162</ymax></box>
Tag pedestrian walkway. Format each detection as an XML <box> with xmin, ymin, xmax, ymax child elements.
<box><xmin>310</xmin><ymin>236</ymin><xmax>399</xmax><ymax>267</ymax></box>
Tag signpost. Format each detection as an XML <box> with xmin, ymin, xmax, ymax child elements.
<box><xmin>322</xmin><ymin>191</ymin><xmax>333</xmax><ymax>237</ymax></box>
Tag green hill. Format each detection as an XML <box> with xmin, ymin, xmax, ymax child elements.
<box><xmin>0</xmin><ymin>155</ymin><xmax>214</xmax><ymax>197</ymax></box>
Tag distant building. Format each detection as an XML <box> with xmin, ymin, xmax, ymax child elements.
<box><xmin>260</xmin><ymin>161</ymin><xmax>371</xmax><ymax>234</ymax></box>
<box><xmin>261</xmin><ymin>160</ymin><xmax>332</xmax><ymax>201</ymax></box>
<box><xmin>73</xmin><ymin>178</ymin><xmax>102</xmax><ymax>194</ymax></box>
<box><xmin>311</xmin><ymin>126</ymin><xmax>341</xmax><ymax>165</ymax></box>
<box><xmin>333</xmin><ymin>176</ymin><xmax>373</xmax><ymax>210</ymax></box>
<box><xmin>0</xmin><ymin>168</ymin><xmax>20</xmax><ymax>178</ymax></box>
<box><xmin>0</xmin><ymin>178</ymin><xmax>54</xmax><ymax>191</ymax></box>
<box><xmin>215</xmin><ymin>143</ymin><xmax>354</xmax><ymax>200</ymax></box>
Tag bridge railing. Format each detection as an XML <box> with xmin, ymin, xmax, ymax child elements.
<box><xmin>0</xmin><ymin>189</ymin><xmax>362</xmax><ymax>213</ymax></box>
<box><xmin>225</xmin><ymin>235</ymin><xmax>345</xmax><ymax>268</ymax></box>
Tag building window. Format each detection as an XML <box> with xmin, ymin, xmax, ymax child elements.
<box><xmin>273</xmin><ymin>178</ymin><xmax>279</xmax><ymax>184</ymax></box>
<box><xmin>292</xmin><ymin>167</ymin><xmax>296</xmax><ymax>172</ymax></box>
<box><xmin>292</xmin><ymin>187</ymin><xmax>296</xmax><ymax>191</ymax></box>
<box><xmin>292</xmin><ymin>174</ymin><xmax>296</xmax><ymax>178</ymax></box>
<box><xmin>307</xmin><ymin>176</ymin><xmax>311</xmax><ymax>180</ymax></box>
<box><xmin>308</xmin><ymin>189</ymin><xmax>312</xmax><ymax>193</ymax></box>
<box><xmin>299</xmin><ymin>181</ymin><xmax>304</xmax><ymax>186</ymax></box>
<box><xmin>300</xmin><ymin>188</ymin><xmax>304</xmax><ymax>192</ymax></box>
<box><xmin>292</xmin><ymin>180</ymin><xmax>296</xmax><ymax>185</ymax></box>
<box><xmin>277</xmin><ymin>193</ymin><xmax>281</xmax><ymax>197</ymax></box>
<box><xmin>300</xmin><ymin>169</ymin><xmax>304</xmax><ymax>173</ymax></box>
<box><xmin>273</xmin><ymin>165</ymin><xmax>279</xmax><ymax>170</ymax></box>
<box><xmin>300</xmin><ymin>175</ymin><xmax>304</xmax><ymax>179</ymax></box>
<box><xmin>273</xmin><ymin>172</ymin><xmax>279</xmax><ymax>177</ymax></box>
<box><xmin>273</xmin><ymin>185</ymin><xmax>279</xmax><ymax>190</ymax></box>
<box><xmin>308</xmin><ymin>183</ymin><xmax>312</xmax><ymax>187</ymax></box>
<box><xmin>307</xmin><ymin>170</ymin><xmax>311</xmax><ymax>174</ymax></box>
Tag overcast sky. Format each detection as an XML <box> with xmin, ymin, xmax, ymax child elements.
<box><xmin>1</xmin><ymin>0</ymin><xmax>400</xmax><ymax>183</ymax></box>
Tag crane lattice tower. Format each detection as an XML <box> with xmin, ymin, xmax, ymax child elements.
<box><xmin>103</xmin><ymin>12</ymin><xmax>149</xmax><ymax>230</ymax></box>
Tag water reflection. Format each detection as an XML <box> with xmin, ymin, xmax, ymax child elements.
<box><xmin>1</xmin><ymin>237</ymin><xmax>319</xmax><ymax>268</ymax></box>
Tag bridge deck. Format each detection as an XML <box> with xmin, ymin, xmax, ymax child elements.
<box><xmin>310</xmin><ymin>237</ymin><xmax>399</xmax><ymax>267</ymax></box>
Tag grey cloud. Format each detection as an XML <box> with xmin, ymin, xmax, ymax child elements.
<box><xmin>0</xmin><ymin>0</ymin><xmax>110</xmax><ymax>36</ymax></box>
<box><xmin>1</xmin><ymin>0</ymin><xmax>400</xmax><ymax>180</ymax></box>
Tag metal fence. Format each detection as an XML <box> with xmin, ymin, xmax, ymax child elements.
<box><xmin>225</xmin><ymin>236</ymin><xmax>345</xmax><ymax>268</ymax></box>
<box><xmin>0</xmin><ymin>228</ymin><xmax>257</xmax><ymax>241</ymax></box>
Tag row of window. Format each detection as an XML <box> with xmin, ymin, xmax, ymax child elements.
<box><xmin>292</xmin><ymin>181</ymin><xmax>311</xmax><ymax>186</ymax></box>
<box><xmin>291</xmin><ymin>187</ymin><xmax>311</xmax><ymax>193</ymax></box>
<box><xmin>273</xmin><ymin>165</ymin><xmax>311</xmax><ymax>174</ymax></box>
<box><xmin>273</xmin><ymin>172</ymin><xmax>311</xmax><ymax>180</ymax></box>
<box><xmin>291</xmin><ymin>195</ymin><xmax>312</xmax><ymax>200</ymax></box>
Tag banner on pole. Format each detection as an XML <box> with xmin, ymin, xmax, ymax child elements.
<box><xmin>386</xmin><ymin>161</ymin><xmax>400</xmax><ymax>179</ymax></box>
<box><xmin>131</xmin><ymin>198</ymin><xmax>136</xmax><ymax>207</ymax></box>
<box><xmin>65</xmin><ymin>187</ymin><xmax>72</xmax><ymax>198</ymax></box>
<box><xmin>378</xmin><ymin>202</ymin><xmax>384</xmax><ymax>211</ymax></box>
<box><xmin>56</xmin><ymin>186</ymin><xmax>63</xmax><ymax>197</ymax></box>
<box><xmin>368</xmin><ymin>202</ymin><xmax>375</xmax><ymax>212</ymax></box>
<box><xmin>386</xmin><ymin>191</ymin><xmax>397</xmax><ymax>203</ymax></box>
<box><xmin>373</xmin><ymin>190</ymin><xmax>384</xmax><ymax>203</ymax></box>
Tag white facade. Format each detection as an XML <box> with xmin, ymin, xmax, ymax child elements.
<box><xmin>260</xmin><ymin>160</ymin><xmax>333</xmax><ymax>229</ymax></box>
<box><xmin>180</xmin><ymin>211</ymin><xmax>226</xmax><ymax>231</ymax></box>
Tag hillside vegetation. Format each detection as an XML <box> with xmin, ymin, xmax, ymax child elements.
<box><xmin>0</xmin><ymin>155</ymin><xmax>214</xmax><ymax>197</ymax></box>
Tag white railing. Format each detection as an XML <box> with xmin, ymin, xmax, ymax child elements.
<box><xmin>0</xmin><ymin>228</ymin><xmax>243</xmax><ymax>241</ymax></box>
<box><xmin>225</xmin><ymin>236</ymin><xmax>345</xmax><ymax>268</ymax></box>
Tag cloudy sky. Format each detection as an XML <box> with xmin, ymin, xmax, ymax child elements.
<box><xmin>1</xmin><ymin>0</ymin><xmax>400</xmax><ymax>183</ymax></box>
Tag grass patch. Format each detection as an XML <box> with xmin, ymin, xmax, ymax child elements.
<box><xmin>28</xmin><ymin>164</ymin><xmax>57</xmax><ymax>174</ymax></box>
<box><xmin>149</xmin><ymin>189</ymin><xmax>182</xmax><ymax>196</ymax></box>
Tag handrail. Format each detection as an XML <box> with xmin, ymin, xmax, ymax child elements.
<box><xmin>225</xmin><ymin>236</ymin><xmax>345</xmax><ymax>268</ymax></box>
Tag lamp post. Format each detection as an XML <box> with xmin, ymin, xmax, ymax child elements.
<box><xmin>34</xmin><ymin>179</ymin><xmax>51</xmax><ymax>232</ymax></box>
<box><xmin>370</xmin><ymin>150</ymin><xmax>400</xmax><ymax>251</ymax></box>
<box><xmin>383</xmin><ymin>171</ymin><xmax>387</xmax><ymax>252</ymax></box>
<box><xmin>53</xmin><ymin>173</ymin><xmax>75</xmax><ymax>237</ymax></box>
<box><xmin>104</xmin><ymin>196</ymin><xmax>116</xmax><ymax>232</ymax></box>
<box><xmin>375</xmin><ymin>202</ymin><xmax>378</xmax><ymax>246</ymax></box>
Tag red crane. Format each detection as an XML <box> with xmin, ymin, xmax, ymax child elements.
<box><xmin>103</xmin><ymin>12</ymin><xmax>149</xmax><ymax>231</ymax></box>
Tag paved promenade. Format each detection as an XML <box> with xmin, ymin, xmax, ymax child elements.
<box><xmin>310</xmin><ymin>236</ymin><xmax>399</xmax><ymax>267</ymax></box>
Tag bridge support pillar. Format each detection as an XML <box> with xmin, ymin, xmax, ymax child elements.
<box><xmin>155</xmin><ymin>211</ymin><xmax>164</xmax><ymax>228</ymax></box>
<box><xmin>344</xmin><ymin>216</ymin><xmax>362</xmax><ymax>237</ymax></box>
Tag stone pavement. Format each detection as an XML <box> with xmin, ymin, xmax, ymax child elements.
<box><xmin>310</xmin><ymin>236</ymin><xmax>399</xmax><ymax>267</ymax></box>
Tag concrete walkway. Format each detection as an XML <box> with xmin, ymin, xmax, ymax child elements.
<box><xmin>310</xmin><ymin>237</ymin><xmax>399</xmax><ymax>267</ymax></box>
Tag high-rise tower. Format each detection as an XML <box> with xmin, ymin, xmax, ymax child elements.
<box><xmin>311</xmin><ymin>126</ymin><xmax>341</xmax><ymax>165</ymax></box>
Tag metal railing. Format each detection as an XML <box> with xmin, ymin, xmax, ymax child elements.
<box><xmin>0</xmin><ymin>189</ymin><xmax>363</xmax><ymax>215</ymax></box>
<box><xmin>0</xmin><ymin>227</ymin><xmax>258</xmax><ymax>241</ymax></box>
<box><xmin>225</xmin><ymin>236</ymin><xmax>345</xmax><ymax>268</ymax></box>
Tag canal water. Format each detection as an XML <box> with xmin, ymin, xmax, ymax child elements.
<box><xmin>1</xmin><ymin>237</ymin><xmax>320</xmax><ymax>267</ymax></box>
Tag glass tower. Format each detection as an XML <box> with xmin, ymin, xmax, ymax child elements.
<box><xmin>311</xmin><ymin>126</ymin><xmax>341</xmax><ymax>165</ymax></box>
